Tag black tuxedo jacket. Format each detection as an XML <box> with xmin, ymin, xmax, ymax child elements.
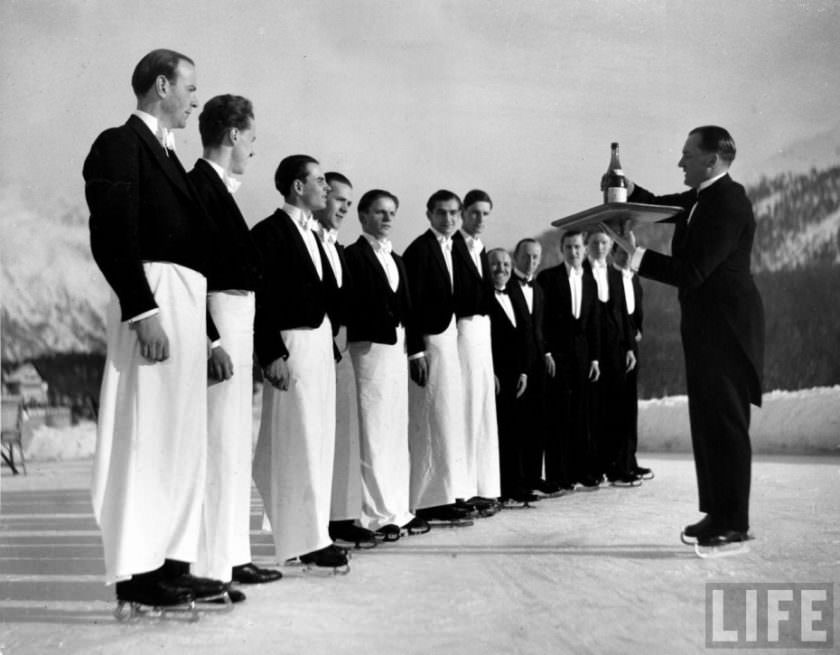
<box><xmin>631</xmin><ymin>175</ymin><xmax>764</xmax><ymax>403</ymax></box>
<box><xmin>187</xmin><ymin>158</ymin><xmax>261</xmax><ymax>292</ymax></box>
<box><xmin>452</xmin><ymin>231</ymin><xmax>493</xmax><ymax>318</ymax></box>
<box><xmin>84</xmin><ymin>115</ymin><xmax>210</xmax><ymax>321</ymax></box>
<box><xmin>585</xmin><ymin>261</ymin><xmax>634</xmax><ymax>368</ymax></box>
<box><xmin>403</xmin><ymin>229</ymin><xmax>456</xmax><ymax>356</ymax></box>
<box><xmin>250</xmin><ymin>209</ymin><xmax>336</xmax><ymax>366</ymax></box>
<box><xmin>344</xmin><ymin>236</ymin><xmax>411</xmax><ymax>345</ymax></box>
<box><xmin>509</xmin><ymin>275</ymin><xmax>546</xmax><ymax>369</ymax></box>
<box><xmin>488</xmin><ymin>283</ymin><xmax>531</xmax><ymax>382</ymax></box>
<box><xmin>537</xmin><ymin>264</ymin><xmax>600</xmax><ymax>368</ymax></box>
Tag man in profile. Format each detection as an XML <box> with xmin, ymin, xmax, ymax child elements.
<box><xmin>86</xmin><ymin>49</ymin><xmax>225</xmax><ymax>606</ymax></box>
<box><xmin>610</xmin><ymin>126</ymin><xmax>764</xmax><ymax>550</ymax></box>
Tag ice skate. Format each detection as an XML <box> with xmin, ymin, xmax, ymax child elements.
<box><xmin>465</xmin><ymin>496</ymin><xmax>500</xmax><ymax>517</ymax></box>
<box><xmin>607</xmin><ymin>471</ymin><xmax>642</xmax><ymax>488</ymax></box>
<box><xmin>403</xmin><ymin>517</ymin><xmax>431</xmax><ymax>535</ymax></box>
<box><xmin>375</xmin><ymin>523</ymin><xmax>402</xmax><ymax>542</ymax></box>
<box><xmin>298</xmin><ymin>544</ymin><xmax>351</xmax><ymax>575</ymax></box>
<box><xmin>634</xmin><ymin>466</ymin><xmax>655</xmax><ymax>481</ymax></box>
<box><xmin>679</xmin><ymin>515</ymin><xmax>714</xmax><ymax>545</ymax></box>
<box><xmin>694</xmin><ymin>531</ymin><xmax>752</xmax><ymax>558</ymax></box>
<box><xmin>574</xmin><ymin>476</ymin><xmax>601</xmax><ymax>492</ymax></box>
<box><xmin>532</xmin><ymin>480</ymin><xmax>572</xmax><ymax>499</ymax></box>
<box><xmin>113</xmin><ymin>579</ymin><xmax>199</xmax><ymax>622</ymax></box>
<box><xmin>329</xmin><ymin>520</ymin><xmax>378</xmax><ymax>549</ymax></box>
<box><xmin>416</xmin><ymin>504</ymin><xmax>475</xmax><ymax>527</ymax></box>
<box><xmin>500</xmin><ymin>492</ymin><xmax>539</xmax><ymax>509</ymax></box>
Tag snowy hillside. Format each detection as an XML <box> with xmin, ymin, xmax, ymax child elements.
<box><xmin>0</xmin><ymin>189</ymin><xmax>108</xmax><ymax>361</ymax></box>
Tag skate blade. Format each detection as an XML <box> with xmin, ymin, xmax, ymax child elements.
<box><xmin>638</xmin><ymin>472</ymin><xmax>655</xmax><ymax>481</ymax></box>
<box><xmin>501</xmin><ymin>500</ymin><xmax>538</xmax><ymax>509</ymax></box>
<box><xmin>114</xmin><ymin>599</ymin><xmax>199</xmax><ymax>622</ymax></box>
<box><xmin>610</xmin><ymin>480</ymin><xmax>642</xmax><ymax>488</ymax></box>
<box><xmin>426</xmin><ymin>518</ymin><xmax>475</xmax><ymax>528</ymax></box>
<box><xmin>195</xmin><ymin>591</ymin><xmax>235</xmax><ymax>612</ymax></box>
<box><xmin>335</xmin><ymin>538</ymin><xmax>378</xmax><ymax>549</ymax></box>
<box><xmin>680</xmin><ymin>531</ymin><xmax>698</xmax><ymax>545</ymax></box>
<box><xmin>695</xmin><ymin>542</ymin><xmax>751</xmax><ymax>559</ymax></box>
<box><xmin>302</xmin><ymin>563</ymin><xmax>351</xmax><ymax>576</ymax></box>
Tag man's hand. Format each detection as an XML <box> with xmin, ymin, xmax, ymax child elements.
<box><xmin>494</xmin><ymin>375</ymin><xmax>500</xmax><ymax>396</ymax></box>
<box><xmin>545</xmin><ymin>353</ymin><xmax>556</xmax><ymax>378</ymax></box>
<box><xmin>601</xmin><ymin>222</ymin><xmax>637</xmax><ymax>255</ymax></box>
<box><xmin>264</xmin><ymin>357</ymin><xmax>290</xmax><ymax>391</ymax></box>
<box><xmin>515</xmin><ymin>373</ymin><xmax>528</xmax><ymax>399</ymax></box>
<box><xmin>625</xmin><ymin>350</ymin><xmax>637</xmax><ymax>373</ymax></box>
<box><xmin>410</xmin><ymin>356</ymin><xmax>429</xmax><ymax>387</ymax></box>
<box><xmin>588</xmin><ymin>360</ymin><xmax>600</xmax><ymax>382</ymax></box>
<box><xmin>208</xmin><ymin>346</ymin><xmax>234</xmax><ymax>382</ymax></box>
<box><xmin>132</xmin><ymin>314</ymin><xmax>169</xmax><ymax>362</ymax></box>
<box><xmin>635</xmin><ymin>330</ymin><xmax>642</xmax><ymax>343</ymax></box>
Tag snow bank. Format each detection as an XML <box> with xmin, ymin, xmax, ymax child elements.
<box><xmin>639</xmin><ymin>386</ymin><xmax>840</xmax><ymax>454</ymax></box>
<box><xmin>19</xmin><ymin>387</ymin><xmax>840</xmax><ymax>461</ymax></box>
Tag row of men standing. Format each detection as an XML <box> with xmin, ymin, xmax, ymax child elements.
<box><xmin>83</xmin><ymin>48</ymin><xmax>649</xmax><ymax>610</ymax></box>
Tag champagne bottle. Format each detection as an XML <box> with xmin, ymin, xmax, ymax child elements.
<box><xmin>603</xmin><ymin>142</ymin><xmax>627</xmax><ymax>203</ymax></box>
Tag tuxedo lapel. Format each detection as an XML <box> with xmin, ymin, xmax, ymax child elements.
<box><xmin>127</xmin><ymin>116</ymin><xmax>194</xmax><ymax>202</ymax></box>
<box><xmin>424</xmin><ymin>229</ymin><xmax>450</xmax><ymax>283</ymax></box>
<box><xmin>357</xmin><ymin>236</ymin><xmax>393</xmax><ymax>294</ymax></box>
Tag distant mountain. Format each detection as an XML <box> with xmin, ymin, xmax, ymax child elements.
<box><xmin>1</xmin><ymin>190</ymin><xmax>108</xmax><ymax>361</ymax></box>
<box><xmin>754</xmin><ymin>122</ymin><xmax>840</xmax><ymax>181</ymax></box>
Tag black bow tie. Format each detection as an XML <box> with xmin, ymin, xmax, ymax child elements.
<box><xmin>495</xmin><ymin>288</ymin><xmax>508</xmax><ymax>296</ymax></box>
<box><xmin>520</xmin><ymin>278</ymin><xmax>534</xmax><ymax>287</ymax></box>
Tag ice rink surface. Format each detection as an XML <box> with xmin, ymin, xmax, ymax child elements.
<box><xmin>1</xmin><ymin>454</ymin><xmax>838</xmax><ymax>655</ymax></box>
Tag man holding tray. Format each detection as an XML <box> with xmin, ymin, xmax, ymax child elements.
<box><xmin>607</xmin><ymin>126</ymin><xmax>765</xmax><ymax>553</ymax></box>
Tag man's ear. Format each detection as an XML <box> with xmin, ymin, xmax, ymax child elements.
<box><xmin>154</xmin><ymin>74</ymin><xmax>169</xmax><ymax>98</ymax></box>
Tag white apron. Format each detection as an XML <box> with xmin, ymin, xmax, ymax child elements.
<box><xmin>330</xmin><ymin>325</ymin><xmax>363</xmax><ymax>521</ymax></box>
<box><xmin>350</xmin><ymin>327</ymin><xmax>414</xmax><ymax>530</ymax></box>
<box><xmin>408</xmin><ymin>317</ymin><xmax>469</xmax><ymax>509</ymax></box>
<box><xmin>91</xmin><ymin>262</ymin><xmax>207</xmax><ymax>584</ymax></box>
<box><xmin>457</xmin><ymin>315</ymin><xmax>501</xmax><ymax>498</ymax></box>
<box><xmin>253</xmin><ymin>316</ymin><xmax>336</xmax><ymax>561</ymax></box>
<box><xmin>193</xmin><ymin>291</ymin><xmax>255</xmax><ymax>582</ymax></box>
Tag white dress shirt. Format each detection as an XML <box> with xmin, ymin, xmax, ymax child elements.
<box><xmin>284</xmin><ymin>203</ymin><xmax>323</xmax><ymax>280</ymax></box>
<box><xmin>494</xmin><ymin>288</ymin><xmax>516</xmax><ymax>327</ymax></box>
<box><xmin>430</xmin><ymin>227</ymin><xmax>454</xmax><ymax>289</ymax></box>
<box><xmin>461</xmin><ymin>230</ymin><xmax>484</xmax><ymax>278</ymax></box>
<box><xmin>315</xmin><ymin>224</ymin><xmax>342</xmax><ymax>288</ymax></box>
<box><xmin>202</xmin><ymin>157</ymin><xmax>241</xmax><ymax>195</ymax></box>
<box><xmin>514</xmin><ymin>269</ymin><xmax>535</xmax><ymax>314</ymax></box>
<box><xmin>132</xmin><ymin>110</ymin><xmax>175</xmax><ymax>152</ymax></box>
<box><xmin>588</xmin><ymin>258</ymin><xmax>609</xmax><ymax>303</ymax></box>
<box><xmin>362</xmin><ymin>233</ymin><xmax>399</xmax><ymax>292</ymax></box>
<box><xmin>614</xmin><ymin>264</ymin><xmax>635</xmax><ymax>315</ymax></box>
<box><xmin>565</xmin><ymin>262</ymin><xmax>583</xmax><ymax>319</ymax></box>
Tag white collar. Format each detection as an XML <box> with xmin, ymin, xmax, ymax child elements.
<box><xmin>202</xmin><ymin>158</ymin><xmax>241</xmax><ymax>194</ymax></box>
<box><xmin>133</xmin><ymin>110</ymin><xmax>175</xmax><ymax>150</ymax></box>
<box><xmin>316</xmin><ymin>223</ymin><xmax>338</xmax><ymax>245</ymax></box>
<box><xmin>430</xmin><ymin>227</ymin><xmax>453</xmax><ymax>244</ymax></box>
<box><xmin>283</xmin><ymin>203</ymin><xmax>314</xmax><ymax>231</ymax></box>
<box><xmin>564</xmin><ymin>262</ymin><xmax>583</xmax><ymax>277</ymax></box>
<box><xmin>362</xmin><ymin>232</ymin><xmax>392</xmax><ymax>254</ymax></box>
<box><xmin>698</xmin><ymin>171</ymin><xmax>728</xmax><ymax>193</ymax></box>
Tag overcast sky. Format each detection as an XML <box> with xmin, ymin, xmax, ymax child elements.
<box><xmin>1</xmin><ymin>0</ymin><xmax>838</xmax><ymax>250</ymax></box>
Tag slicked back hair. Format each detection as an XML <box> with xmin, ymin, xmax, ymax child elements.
<box><xmin>689</xmin><ymin>125</ymin><xmax>736</xmax><ymax>164</ymax></box>
<box><xmin>463</xmin><ymin>189</ymin><xmax>493</xmax><ymax>209</ymax></box>
<box><xmin>358</xmin><ymin>189</ymin><xmax>399</xmax><ymax>215</ymax></box>
<box><xmin>561</xmin><ymin>229</ymin><xmax>585</xmax><ymax>247</ymax></box>
<box><xmin>513</xmin><ymin>238</ymin><xmax>540</xmax><ymax>257</ymax></box>
<box><xmin>198</xmin><ymin>95</ymin><xmax>254</xmax><ymax>148</ymax></box>
<box><xmin>131</xmin><ymin>48</ymin><xmax>194</xmax><ymax>97</ymax></box>
<box><xmin>487</xmin><ymin>247</ymin><xmax>510</xmax><ymax>261</ymax></box>
<box><xmin>274</xmin><ymin>155</ymin><xmax>319</xmax><ymax>197</ymax></box>
<box><xmin>426</xmin><ymin>189</ymin><xmax>462</xmax><ymax>213</ymax></box>
<box><xmin>325</xmin><ymin>172</ymin><xmax>352</xmax><ymax>189</ymax></box>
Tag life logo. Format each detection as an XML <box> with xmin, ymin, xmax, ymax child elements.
<box><xmin>706</xmin><ymin>582</ymin><xmax>834</xmax><ymax>649</ymax></box>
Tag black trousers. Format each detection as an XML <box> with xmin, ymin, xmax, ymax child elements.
<box><xmin>545</xmin><ymin>352</ymin><xmax>592</xmax><ymax>485</ymax></box>
<box><xmin>496</xmin><ymin>374</ymin><xmax>528</xmax><ymax>497</ymax></box>
<box><xmin>520</xmin><ymin>360</ymin><xmax>547</xmax><ymax>485</ymax></box>
<box><xmin>683</xmin><ymin>324</ymin><xmax>752</xmax><ymax>532</ymax></box>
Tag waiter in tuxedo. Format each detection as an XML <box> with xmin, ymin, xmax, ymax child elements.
<box><xmin>345</xmin><ymin>189</ymin><xmax>425</xmax><ymax>538</ymax></box>
<box><xmin>251</xmin><ymin>155</ymin><xmax>348</xmax><ymax>570</ymax></box>
<box><xmin>537</xmin><ymin>230</ymin><xmax>601</xmax><ymax>490</ymax></box>
<box><xmin>314</xmin><ymin>172</ymin><xmax>377</xmax><ymax>549</ymax></box>
<box><xmin>86</xmin><ymin>49</ymin><xmax>225</xmax><ymax>606</ymax></box>
<box><xmin>452</xmin><ymin>190</ymin><xmax>500</xmax><ymax>511</ymax></box>
<box><xmin>609</xmin><ymin>125</ymin><xmax>764</xmax><ymax>547</ymax></box>
<box><xmin>188</xmin><ymin>95</ymin><xmax>282</xmax><ymax>594</ymax></box>
<box><xmin>487</xmin><ymin>248</ymin><xmax>534</xmax><ymax>503</ymax></box>
<box><xmin>403</xmin><ymin>190</ymin><xmax>471</xmax><ymax>523</ymax></box>
<box><xmin>511</xmin><ymin>239</ymin><xmax>556</xmax><ymax>494</ymax></box>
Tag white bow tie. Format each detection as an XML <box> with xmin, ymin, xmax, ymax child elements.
<box><xmin>374</xmin><ymin>238</ymin><xmax>393</xmax><ymax>255</ymax></box>
<box><xmin>466</xmin><ymin>236</ymin><xmax>483</xmax><ymax>253</ymax></box>
<box><xmin>437</xmin><ymin>236</ymin><xmax>452</xmax><ymax>251</ymax></box>
<box><xmin>297</xmin><ymin>215</ymin><xmax>315</xmax><ymax>232</ymax></box>
<box><xmin>320</xmin><ymin>229</ymin><xmax>338</xmax><ymax>245</ymax></box>
<box><xmin>225</xmin><ymin>176</ymin><xmax>241</xmax><ymax>195</ymax></box>
<box><xmin>569</xmin><ymin>267</ymin><xmax>583</xmax><ymax>278</ymax></box>
<box><xmin>158</xmin><ymin>127</ymin><xmax>176</xmax><ymax>152</ymax></box>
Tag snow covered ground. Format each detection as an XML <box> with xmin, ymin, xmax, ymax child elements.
<box><xmin>19</xmin><ymin>385</ymin><xmax>840</xmax><ymax>462</ymax></box>
<box><xmin>1</xmin><ymin>455</ymin><xmax>839</xmax><ymax>655</ymax></box>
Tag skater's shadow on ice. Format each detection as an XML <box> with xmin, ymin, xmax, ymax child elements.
<box><xmin>0</xmin><ymin>605</ymin><xmax>116</xmax><ymax>624</ymax></box>
<box><xmin>385</xmin><ymin>543</ymin><xmax>693</xmax><ymax>560</ymax></box>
